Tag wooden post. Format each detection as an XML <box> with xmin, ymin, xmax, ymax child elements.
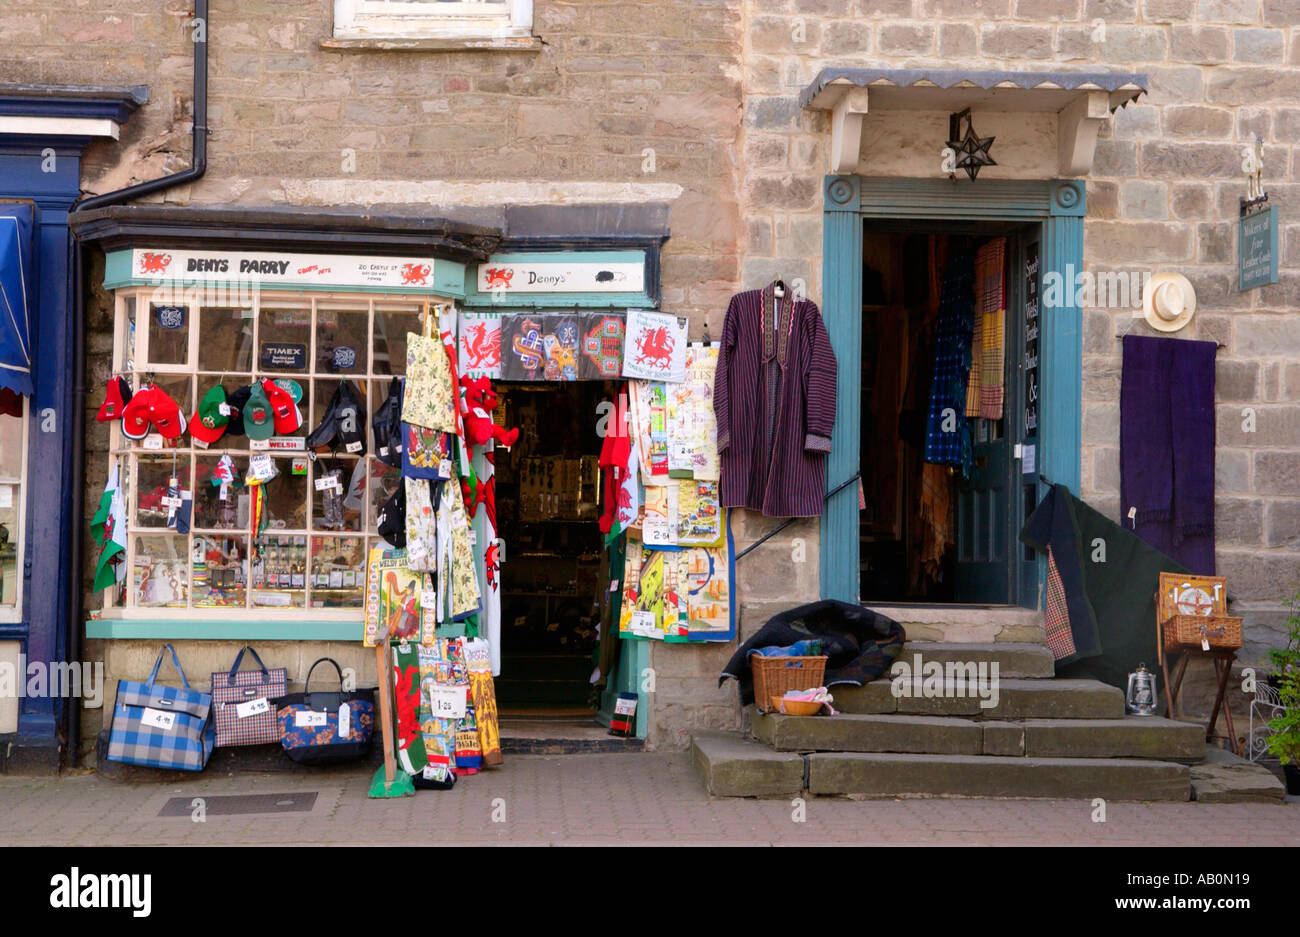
<box><xmin>375</xmin><ymin>641</ymin><xmax>396</xmax><ymax>786</ymax></box>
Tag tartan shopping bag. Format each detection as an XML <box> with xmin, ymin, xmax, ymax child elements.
<box><xmin>211</xmin><ymin>645</ymin><xmax>288</xmax><ymax>748</ymax></box>
<box><xmin>277</xmin><ymin>658</ymin><xmax>376</xmax><ymax>765</ymax></box>
<box><xmin>106</xmin><ymin>643</ymin><xmax>215</xmax><ymax>771</ymax></box>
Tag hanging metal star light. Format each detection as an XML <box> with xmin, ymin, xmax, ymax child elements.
<box><xmin>947</xmin><ymin>108</ymin><xmax>996</xmax><ymax>182</ymax></box>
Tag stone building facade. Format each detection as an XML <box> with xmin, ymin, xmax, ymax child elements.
<box><xmin>0</xmin><ymin>0</ymin><xmax>1295</xmax><ymax>752</ymax></box>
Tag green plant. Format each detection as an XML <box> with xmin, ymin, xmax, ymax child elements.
<box><xmin>1266</xmin><ymin>588</ymin><xmax>1300</xmax><ymax>765</ymax></box>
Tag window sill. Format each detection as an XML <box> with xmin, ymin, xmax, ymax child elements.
<box><xmin>320</xmin><ymin>34</ymin><xmax>542</xmax><ymax>53</ymax></box>
<box><xmin>86</xmin><ymin>618</ymin><xmax>362</xmax><ymax>641</ymax></box>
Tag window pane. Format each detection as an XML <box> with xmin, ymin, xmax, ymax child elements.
<box><xmin>258</xmin><ymin>306</ymin><xmax>312</xmax><ymax>374</ymax></box>
<box><xmin>198</xmin><ymin>306</ymin><xmax>255</xmax><ymax>373</ymax></box>
<box><xmin>130</xmin><ymin>375</ymin><xmax>192</xmax><ymax>450</ymax></box>
<box><xmin>134</xmin><ymin>536</ymin><xmax>190</xmax><ymax>608</ymax></box>
<box><xmin>191</xmin><ymin>534</ymin><xmax>248</xmax><ymax>608</ymax></box>
<box><xmin>261</xmin><ymin>457</ymin><xmax>308</xmax><ymax>530</ymax></box>
<box><xmin>146</xmin><ymin>302</ymin><xmax>190</xmax><ymax>367</ymax></box>
<box><xmin>309</xmin><ymin>535</ymin><xmax>367</xmax><ymax>609</ymax></box>
<box><xmin>367</xmin><ymin>459</ymin><xmax>402</xmax><ymax>532</ymax></box>
<box><xmin>315</xmin><ymin>307</ymin><xmax>368</xmax><ymax>375</ymax></box>
<box><xmin>193</xmin><ymin>455</ymin><xmax>243</xmax><ymax>530</ymax></box>
<box><xmin>373</xmin><ymin>308</ymin><xmax>422</xmax><ymax>376</ymax></box>
<box><xmin>251</xmin><ymin>534</ymin><xmax>307</xmax><ymax>608</ymax></box>
<box><xmin>0</xmin><ymin>406</ymin><xmax>18</xmax><ymax>607</ymax></box>
<box><xmin>135</xmin><ymin>456</ymin><xmax>192</xmax><ymax>529</ymax></box>
<box><xmin>121</xmin><ymin>296</ymin><xmax>138</xmax><ymax>370</ymax></box>
<box><xmin>312</xmin><ymin>457</ymin><xmax>364</xmax><ymax>532</ymax></box>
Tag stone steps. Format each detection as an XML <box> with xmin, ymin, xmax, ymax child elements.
<box><xmin>834</xmin><ymin>677</ymin><xmax>1125</xmax><ymax>719</ymax></box>
<box><xmin>807</xmin><ymin>751</ymin><xmax>1191</xmax><ymax>801</ymax></box>
<box><xmin>691</xmin><ymin>731</ymin><xmax>1192</xmax><ymax>801</ymax></box>
<box><xmin>753</xmin><ymin>712</ymin><xmax>1205</xmax><ymax>761</ymax></box>
<box><xmin>892</xmin><ymin>641</ymin><xmax>1055</xmax><ymax>678</ymax></box>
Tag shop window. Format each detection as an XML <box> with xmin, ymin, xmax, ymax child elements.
<box><xmin>332</xmin><ymin>0</ymin><xmax>533</xmax><ymax>41</ymax></box>
<box><xmin>0</xmin><ymin>394</ymin><xmax>26</xmax><ymax>620</ymax></box>
<box><xmin>101</xmin><ymin>288</ymin><xmax>423</xmax><ymax>620</ymax></box>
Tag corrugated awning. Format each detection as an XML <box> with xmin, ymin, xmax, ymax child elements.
<box><xmin>799</xmin><ymin>67</ymin><xmax>1148</xmax><ymax>176</ymax></box>
<box><xmin>0</xmin><ymin>202</ymin><xmax>35</xmax><ymax>397</ymax></box>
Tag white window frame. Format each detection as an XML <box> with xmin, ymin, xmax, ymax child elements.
<box><xmin>100</xmin><ymin>285</ymin><xmax>448</xmax><ymax>623</ymax></box>
<box><xmin>334</xmin><ymin>0</ymin><xmax>533</xmax><ymax>40</ymax></box>
<box><xmin>0</xmin><ymin>401</ymin><xmax>27</xmax><ymax>623</ymax></box>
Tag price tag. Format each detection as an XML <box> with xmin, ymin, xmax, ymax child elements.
<box><xmin>1202</xmin><ymin>638</ymin><xmax>1211</xmax><ymax>652</ymax></box>
<box><xmin>467</xmin><ymin>530</ymin><xmax>477</xmax><ymax>546</ymax></box>
<box><xmin>142</xmin><ymin>435</ymin><xmax>164</xmax><ymax>450</ymax></box>
<box><xmin>630</xmin><ymin>610</ymin><xmax>657</xmax><ymax>635</ymax></box>
<box><xmin>642</xmin><ymin>518</ymin><xmax>674</xmax><ymax>546</ymax></box>
<box><xmin>141</xmin><ymin>707</ymin><xmax>176</xmax><ymax>731</ymax></box>
<box><xmin>161</xmin><ymin>496</ymin><xmax>183</xmax><ymax>509</ymax></box>
<box><xmin>338</xmin><ymin>703</ymin><xmax>351</xmax><ymax>739</ymax></box>
<box><xmin>219</xmin><ymin>483</ymin><xmax>229</xmax><ymax>502</ymax></box>
<box><xmin>249</xmin><ymin>438</ymin><xmax>270</xmax><ymax>451</ymax></box>
<box><xmin>169</xmin><ymin>476</ymin><xmax>179</xmax><ymax>487</ymax></box>
<box><xmin>192</xmin><ymin>437</ymin><xmax>209</xmax><ymax>449</ymax></box>
<box><xmin>345</xmin><ymin>441</ymin><xmax>363</xmax><ymax>453</ymax></box>
<box><xmin>294</xmin><ymin>710</ymin><xmax>328</xmax><ymax>727</ymax></box>
<box><xmin>427</xmin><ymin>685</ymin><xmax>467</xmax><ymax>719</ymax></box>
<box><xmin>379</xmin><ymin>446</ymin><xmax>389</xmax><ymax>458</ymax></box>
<box><xmin>235</xmin><ymin>697</ymin><xmax>270</xmax><ymax>719</ymax></box>
<box><xmin>609</xmin><ymin>579</ymin><xmax>620</xmax><ymax>592</ymax></box>
<box><xmin>438</xmin><ymin>459</ymin><xmax>452</xmax><ymax>478</ymax></box>
<box><xmin>614</xmin><ymin>696</ymin><xmax>637</xmax><ymax>716</ymax></box>
<box><xmin>218</xmin><ymin>402</ymin><xmax>232</xmax><ymax>417</ymax></box>
<box><xmin>314</xmin><ymin>476</ymin><xmax>339</xmax><ymax>491</ymax></box>
<box><xmin>248</xmin><ymin>454</ymin><xmax>275</xmax><ymax>481</ymax></box>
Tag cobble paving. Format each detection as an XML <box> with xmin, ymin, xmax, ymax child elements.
<box><xmin>0</xmin><ymin>753</ymin><xmax>1296</xmax><ymax>846</ymax></box>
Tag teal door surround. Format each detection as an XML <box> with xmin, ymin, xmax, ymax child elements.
<box><xmin>819</xmin><ymin>175</ymin><xmax>1085</xmax><ymax>606</ymax></box>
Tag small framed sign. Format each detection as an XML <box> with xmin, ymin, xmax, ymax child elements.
<box><xmin>1239</xmin><ymin>206</ymin><xmax>1279</xmax><ymax>291</ymax></box>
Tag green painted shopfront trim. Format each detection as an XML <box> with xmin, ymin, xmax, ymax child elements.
<box><xmin>819</xmin><ymin>176</ymin><xmax>1085</xmax><ymax>606</ymax></box>
<box><xmin>85</xmin><ymin>618</ymin><xmax>364</xmax><ymax>641</ymax></box>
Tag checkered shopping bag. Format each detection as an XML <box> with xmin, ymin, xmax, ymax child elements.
<box><xmin>211</xmin><ymin>645</ymin><xmax>287</xmax><ymax>748</ymax></box>
<box><xmin>106</xmin><ymin>643</ymin><xmax>214</xmax><ymax>771</ymax></box>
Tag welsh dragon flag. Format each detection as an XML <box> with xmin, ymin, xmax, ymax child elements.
<box><xmin>91</xmin><ymin>460</ymin><xmax>127</xmax><ymax>592</ymax></box>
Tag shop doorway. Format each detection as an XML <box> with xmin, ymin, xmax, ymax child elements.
<box><xmin>491</xmin><ymin>381</ymin><xmax>621</xmax><ymax>730</ymax></box>
<box><xmin>858</xmin><ymin>220</ymin><xmax>1040</xmax><ymax>605</ymax></box>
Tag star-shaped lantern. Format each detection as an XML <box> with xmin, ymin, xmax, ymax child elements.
<box><xmin>947</xmin><ymin>108</ymin><xmax>996</xmax><ymax>182</ymax></box>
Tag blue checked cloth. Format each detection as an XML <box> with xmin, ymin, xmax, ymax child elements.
<box><xmin>923</xmin><ymin>252</ymin><xmax>976</xmax><ymax>477</ymax></box>
<box><xmin>107</xmin><ymin>644</ymin><xmax>214</xmax><ymax>771</ymax></box>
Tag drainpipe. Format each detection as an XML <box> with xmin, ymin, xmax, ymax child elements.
<box><xmin>64</xmin><ymin>0</ymin><xmax>209</xmax><ymax>768</ymax></box>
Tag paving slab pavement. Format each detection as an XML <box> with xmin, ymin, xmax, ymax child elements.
<box><xmin>1</xmin><ymin>752</ymin><xmax>1297</xmax><ymax>846</ymax></box>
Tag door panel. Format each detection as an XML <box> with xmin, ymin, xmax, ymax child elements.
<box><xmin>956</xmin><ymin>417</ymin><xmax>1011</xmax><ymax>602</ymax></box>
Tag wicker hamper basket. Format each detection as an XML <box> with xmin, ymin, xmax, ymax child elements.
<box><xmin>751</xmin><ymin>655</ymin><xmax>828</xmax><ymax>713</ymax></box>
<box><xmin>1156</xmin><ymin>572</ymin><xmax>1243</xmax><ymax>653</ymax></box>
<box><xmin>1161</xmin><ymin>614</ymin><xmax>1242</xmax><ymax>653</ymax></box>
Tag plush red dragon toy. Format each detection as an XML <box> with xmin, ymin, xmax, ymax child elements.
<box><xmin>460</xmin><ymin>375</ymin><xmax>519</xmax><ymax>450</ymax></box>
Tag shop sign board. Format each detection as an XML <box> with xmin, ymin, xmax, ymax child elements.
<box><xmin>1238</xmin><ymin>206</ymin><xmax>1278</xmax><ymax>291</ymax></box>
<box><xmin>130</xmin><ymin>249</ymin><xmax>441</xmax><ymax>290</ymax></box>
<box><xmin>477</xmin><ymin>261</ymin><xmax>644</xmax><ymax>294</ymax></box>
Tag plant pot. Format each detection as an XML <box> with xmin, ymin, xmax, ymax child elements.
<box><xmin>1285</xmin><ymin>764</ymin><xmax>1300</xmax><ymax>797</ymax></box>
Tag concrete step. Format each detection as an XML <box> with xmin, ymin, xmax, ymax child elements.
<box><xmin>834</xmin><ymin>677</ymin><xmax>1125</xmax><ymax>720</ymax></box>
<box><xmin>896</xmin><ymin>642</ymin><xmax>1055</xmax><ymax>678</ymax></box>
<box><xmin>1190</xmin><ymin>746</ymin><xmax>1288</xmax><ymax>803</ymax></box>
<box><xmin>691</xmin><ymin>730</ymin><xmax>803</xmax><ymax>798</ymax></box>
<box><xmin>863</xmin><ymin>604</ymin><xmax>1045</xmax><ymax>644</ymax></box>
<box><xmin>807</xmin><ymin>751</ymin><xmax>1191</xmax><ymax>801</ymax></box>
<box><xmin>754</xmin><ymin>712</ymin><xmax>1204</xmax><ymax>761</ymax></box>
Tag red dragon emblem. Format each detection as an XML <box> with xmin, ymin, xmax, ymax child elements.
<box><xmin>463</xmin><ymin>321</ymin><xmax>499</xmax><ymax>370</ymax></box>
<box><xmin>139</xmin><ymin>252</ymin><xmax>172</xmax><ymax>274</ymax></box>
<box><xmin>483</xmin><ymin>267</ymin><xmax>513</xmax><ymax>290</ymax></box>
<box><xmin>401</xmin><ymin>263</ymin><xmax>431</xmax><ymax>285</ymax></box>
<box><xmin>634</xmin><ymin>326</ymin><xmax>675</xmax><ymax>370</ymax></box>
<box><xmin>484</xmin><ymin>542</ymin><xmax>500</xmax><ymax>590</ymax></box>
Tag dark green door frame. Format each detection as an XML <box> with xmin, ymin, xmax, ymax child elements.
<box><xmin>819</xmin><ymin>175</ymin><xmax>1086</xmax><ymax>607</ymax></box>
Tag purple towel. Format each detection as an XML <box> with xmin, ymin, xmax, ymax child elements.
<box><xmin>1120</xmin><ymin>334</ymin><xmax>1217</xmax><ymax>574</ymax></box>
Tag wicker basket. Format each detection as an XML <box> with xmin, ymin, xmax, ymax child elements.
<box><xmin>751</xmin><ymin>655</ymin><xmax>827</xmax><ymax>713</ymax></box>
<box><xmin>1161</xmin><ymin>614</ymin><xmax>1242</xmax><ymax>653</ymax></box>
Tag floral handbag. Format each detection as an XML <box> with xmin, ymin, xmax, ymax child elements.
<box><xmin>401</xmin><ymin>310</ymin><xmax>458</xmax><ymax>432</ymax></box>
<box><xmin>277</xmin><ymin>658</ymin><xmax>376</xmax><ymax>765</ymax></box>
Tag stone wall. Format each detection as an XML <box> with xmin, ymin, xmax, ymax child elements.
<box><xmin>735</xmin><ymin>0</ymin><xmax>1300</xmax><ymax>727</ymax></box>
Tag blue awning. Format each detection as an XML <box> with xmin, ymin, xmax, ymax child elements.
<box><xmin>0</xmin><ymin>202</ymin><xmax>35</xmax><ymax>396</ymax></box>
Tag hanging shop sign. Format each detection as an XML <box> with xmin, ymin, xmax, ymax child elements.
<box><xmin>478</xmin><ymin>261</ymin><xmax>644</xmax><ymax>294</ymax></box>
<box><xmin>1238</xmin><ymin>206</ymin><xmax>1278</xmax><ymax>292</ymax></box>
<box><xmin>1023</xmin><ymin>242</ymin><xmax>1039</xmax><ymax>436</ymax></box>
<box><xmin>128</xmin><ymin>249</ymin><xmax>443</xmax><ymax>290</ymax></box>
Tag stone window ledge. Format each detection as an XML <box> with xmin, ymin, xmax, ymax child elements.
<box><xmin>320</xmin><ymin>34</ymin><xmax>542</xmax><ymax>53</ymax></box>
